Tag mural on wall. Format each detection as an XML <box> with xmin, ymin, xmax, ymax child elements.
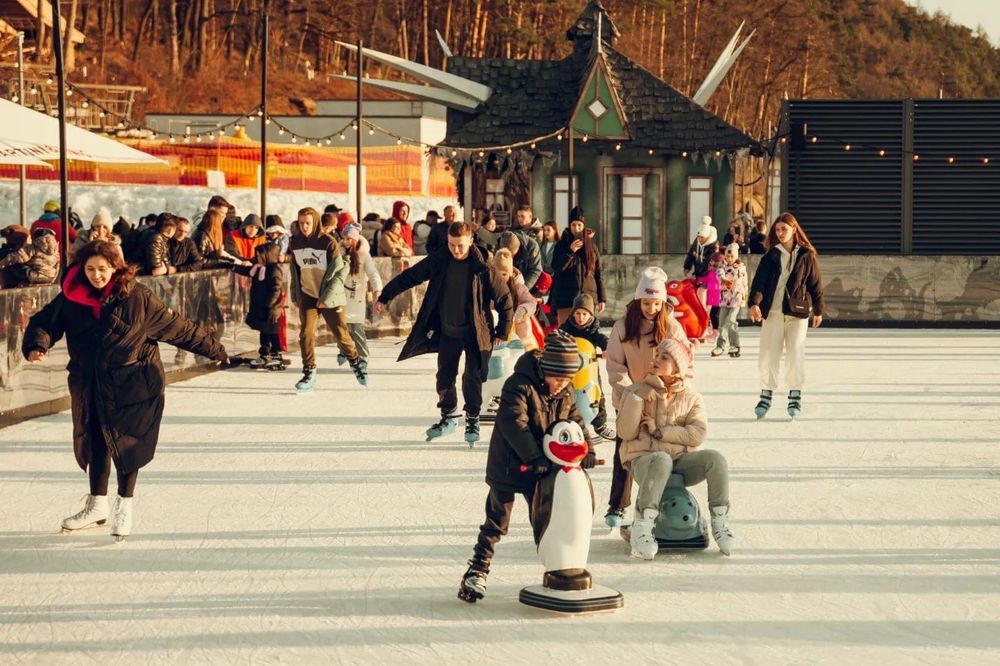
<box><xmin>599</xmin><ymin>255</ymin><xmax>1000</xmax><ymax>324</ymax></box>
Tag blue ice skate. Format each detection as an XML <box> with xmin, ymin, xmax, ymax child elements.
<box><xmin>787</xmin><ymin>390</ymin><xmax>802</xmax><ymax>419</ymax></box>
<box><xmin>464</xmin><ymin>416</ymin><xmax>480</xmax><ymax>446</ymax></box>
<box><xmin>426</xmin><ymin>412</ymin><xmax>460</xmax><ymax>441</ymax></box>
<box><xmin>351</xmin><ymin>359</ymin><xmax>368</xmax><ymax>387</ymax></box>
<box><xmin>295</xmin><ymin>366</ymin><xmax>317</xmax><ymax>393</ymax></box>
<box><xmin>754</xmin><ymin>389</ymin><xmax>772</xmax><ymax>420</ymax></box>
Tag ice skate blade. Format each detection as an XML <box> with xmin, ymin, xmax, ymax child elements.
<box><xmin>519</xmin><ymin>584</ymin><xmax>623</xmax><ymax>614</ymax></box>
<box><xmin>457</xmin><ymin>588</ymin><xmax>483</xmax><ymax>604</ymax></box>
<box><xmin>60</xmin><ymin>519</ymin><xmax>107</xmax><ymax>534</ymax></box>
<box><xmin>113</xmin><ymin>535</ymin><xmax>127</xmax><ymax>543</ymax></box>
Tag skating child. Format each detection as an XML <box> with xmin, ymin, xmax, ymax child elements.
<box><xmin>338</xmin><ymin>224</ymin><xmax>382</xmax><ymax>370</ymax></box>
<box><xmin>704</xmin><ymin>252</ymin><xmax>724</xmax><ymax>338</ymax></box>
<box><xmin>616</xmin><ymin>337</ymin><xmax>734</xmax><ymax>558</ymax></box>
<box><xmin>712</xmin><ymin>243</ymin><xmax>749</xmax><ymax>358</ymax></box>
<box><xmin>493</xmin><ymin>249</ymin><xmax>539</xmax><ymax>350</ymax></box>
<box><xmin>559</xmin><ymin>293</ymin><xmax>614</xmax><ymax>441</ymax></box>
<box><xmin>234</xmin><ymin>243</ymin><xmax>287</xmax><ymax>370</ymax></box>
<box><xmin>458</xmin><ymin>330</ymin><xmax>594</xmax><ymax>603</ymax></box>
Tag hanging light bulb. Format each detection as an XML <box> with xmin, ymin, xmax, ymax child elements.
<box><xmin>291</xmin><ymin>136</ymin><xmax>297</xmax><ymax>143</ymax></box>
<box><xmin>257</xmin><ymin>108</ymin><xmax>264</xmax><ymax>117</ymax></box>
<box><xmin>507</xmin><ymin>147</ymin><xmax>513</xmax><ymax>154</ymax></box>
<box><xmin>715</xmin><ymin>150</ymin><xmax>722</xmax><ymax>157</ymax></box>
<box><xmin>66</xmin><ymin>88</ymin><xmax>73</xmax><ymax>97</ymax></box>
<box><xmin>878</xmin><ymin>149</ymin><xmax>886</xmax><ymax>157</ymax></box>
<box><xmin>451</xmin><ymin>150</ymin><xmax>457</xmax><ymax>157</ymax></box>
<box><xmin>81</xmin><ymin>101</ymin><xmax>88</xmax><ymax>109</ymax></box>
<box><xmin>947</xmin><ymin>156</ymin><xmax>955</xmax><ymax>164</ymax></box>
<box><xmin>184</xmin><ymin>136</ymin><xmax>190</xmax><ymax>144</ymax></box>
<box><xmin>247</xmin><ymin>115</ymin><xmax>255</xmax><ymax>122</ymax></box>
<box><xmin>326</xmin><ymin>138</ymin><xmax>332</xmax><ymax>145</ymax></box>
<box><xmin>912</xmin><ymin>154</ymin><xmax>919</xmax><ymax>162</ymax></box>
<box><xmin>29</xmin><ymin>85</ymin><xmax>37</xmax><ymax>95</ymax></box>
<box><xmin>10</xmin><ymin>94</ymin><xmax>18</xmax><ymax>103</ymax></box>
<box><xmin>397</xmin><ymin>138</ymin><xmax>403</xmax><ymax>145</ymax></box>
<box><xmin>195</xmin><ymin>135</ymin><xmax>202</xmax><ymax>143</ymax></box>
<box><xmin>170</xmin><ymin>136</ymin><xmax>176</xmax><ymax>144</ymax></box>
<box><xmin>340</xmin><ymin>132</ymin><xmax>346</xmax><ymax>140</ymax></box>
<box><xmin>368</xmin><ymin>128</ymin><xmax>374</xmax><ymax>136</ymax></box>
<box><xmin>581</xmin><ymin>135</ymin><xmax>588</xmax><ymax>143</ymax></box>
<box><xmin>117</xmin><ymin>121</ymin><xmax>125</xmax><ymax>129</ymax></box>
<box><xmin>218</xmin><ymin>130</ymin><xmax>225</xmax><ymax>138</ymax></box>
<box><xmin>264</xmin><ymin>118</ymin><xmax>271</xmax><ymax>125</ymax></box>
<box><xmin>648</xmin><ymin>149</ymin><xmax>654</xmax><ymax>155</ymax></box>
<box><xmin>682</xmin><ymin>151</ymin><xmax>688</xmax><ymax>157</ymax></box>
<box><xmin>983</xmin><ymin>157</ymin><xmax>990</xmax><ymax>165</ymax></box>
<box><xmin>844</xmin><ymin>144</ymin><xmax>852</xmax><ymax>151</ymax></box>
<box><xmin>46</xmin><ymin>76</ymin><xmax>53</xmax><ymax>85</ymax></box>
<box><xmin>278</xmin><ymin>128</ymin><xmax>285</xmax><ymax>135</ymax></box>
<box><xmin>352</xmin><ymin>122</ymin><xmax>358</xmax><ymax>131</ymax></box>
<box><xmin>530</xmin><ymin>142</ymin><xmax>536</xmax><ymax>149</ymax></box>
<box><xmin>615</xmin><ymin>143</ymin><xmax>621</xmax><ymax>151</ymax></box>
<box><xmin>98</xmin><ymin>111</ymin><xmax>105</xmax><ymax>118</ymax></box>
<box><xmin>557</xmin><ymin>133</ymin><xmax>563</xmax><ymax>141</ymax></box>
<box><xmin>810</xmin><ymin>136</ymin><xmax>818</xmax><ymax>143</ymax></box>
<box><xmin>478</xmin><ymin>150</ymin><xmax>485</xmax><ymax>157</ymax></box>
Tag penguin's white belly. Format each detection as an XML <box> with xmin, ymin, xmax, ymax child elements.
<box><xmin>537</xmin><ymin>469</ymin><xmax>592</xmax><ymax>571</ymax></box>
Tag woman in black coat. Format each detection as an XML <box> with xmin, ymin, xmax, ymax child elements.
<box><xmin>23</xmin><ymin>241</ymin><xmax>228</xmax><ymax>541</ymax></box>
<box><xmin>747</xmin><ymin>212</ymin><xmax>824</xmax><ymax>421</ymax></box>
<box><xmin>550</xmin><ymin>208</ymin><xmax>605</xmax><ymax>325</ymax></box>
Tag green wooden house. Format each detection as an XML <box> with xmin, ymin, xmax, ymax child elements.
<box><xmin>443</xmin><ymin>0</ymin><xmax>761</xmax><ymax>254</ymax></box>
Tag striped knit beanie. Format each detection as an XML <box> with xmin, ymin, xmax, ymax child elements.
<box><xmin>657</xmin><ymin>337</ymin><xmax>694</xmax><ymax>379</ymax></box>
<box><xmin>539</xmin><ymin>330</ymin><xmax>582</xmax><ymax>378</ymax></box>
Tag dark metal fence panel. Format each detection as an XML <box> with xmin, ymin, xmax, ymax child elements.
<box><xmin>786</xmin><ymin>100</ymin><xmax>905</xmax><ymax>254</ymax></box>
<box><xmin>911</xmin><ymin>100</ymin><xmax>1000</xmax><ymax>255</ymax></box>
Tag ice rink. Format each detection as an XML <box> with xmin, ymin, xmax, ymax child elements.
<box><xmin>1</xmin><ymin>328</ymin><xmax>998</xmax><ymax>664</ymax></box>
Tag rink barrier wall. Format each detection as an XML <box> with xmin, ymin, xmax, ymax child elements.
<box><xmin>598</xmin><ymin>254</ymin><xmax>1000</xmax><ymax>325</ymax></box>
<box><xmin>3</xmin><ymin>253</ymin><xmax>997</xmax><ymax>426</ymax></box>
<box><xmin>0</xmin><ymin>261</ymin><xmax>427</xmax><ymax>427</ymax></box>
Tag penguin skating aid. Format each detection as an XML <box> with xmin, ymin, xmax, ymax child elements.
<box><xmin>519</xmin><ymin>421</ymin><xmax>623</xmax><ymax>614</ymax></box>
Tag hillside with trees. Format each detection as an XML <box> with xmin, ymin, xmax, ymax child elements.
<box><xmin>5</xmin><ymin>0</ymin><xmax>1000</xmax><ymax>140</ymax></box>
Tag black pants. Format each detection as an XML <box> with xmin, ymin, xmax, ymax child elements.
<box><xmin>437</xmin><ymin>333</ymin><xmax>490</xmax><ymax>417</ymax></box>
<box><xmin>710</xmin><ymin>305</ymin><xmax>720</xmax><ymax>331</ymax></box>
<box><xmin>607</xmin><ymin>436</ymin><xmax>632</xmax><ymax>511</ymax></box>
<box><xmin>259</xmin><ymin>331</ymin><xmax>281</xmax><ymax>356</ymax></box>
<box><xmin>472</xmin><ymin>485</ymin><xmax>536</xmax><ymax>568</ymax></box>
<box><xmin>87</xmin><ymin>406</ymin><xmax>138</xmax><ymax>498</ymax></box>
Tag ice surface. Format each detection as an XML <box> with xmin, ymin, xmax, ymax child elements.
<box><xmin>1</xmin><ymin>329</ymin><xmax>998</xmax><ymax>664</ymax></box>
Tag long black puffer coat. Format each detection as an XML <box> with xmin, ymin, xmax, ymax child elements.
<box><xmin>23</xmin><ymin>267</ymin><xmax>227</xmax><ymax>474</ymax></box>
<box><xmin>550</xmin><ymin>228</ymin><xmax>604</xmax><ymax>310</ymax></box>
<box><xmin>233</xmin><ymin>243</ymin><xmax>285</xmax><ymax>334</ymax></box>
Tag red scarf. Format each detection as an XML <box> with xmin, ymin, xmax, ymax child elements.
<box><xmin>62</xmin><ymin>264</ymin><xmax>115</xmax><ymax>320</ymax></box>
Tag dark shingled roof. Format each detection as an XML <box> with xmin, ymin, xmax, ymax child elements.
<box><xmin>445</xmin><ymin>1</ymin><xmax>759</xmax><ymax>153</ymax></box>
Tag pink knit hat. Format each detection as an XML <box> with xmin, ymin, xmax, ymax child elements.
<box><xmin>656</xmin><ymin>337</ymin><xmax>693</xmax><ymax>378</ymax></box>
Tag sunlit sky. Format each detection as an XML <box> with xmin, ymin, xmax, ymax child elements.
<box><xmin>905</xmin><ymin>0</ymin><xmax>1000</xmax><ymax>45</ymax></box>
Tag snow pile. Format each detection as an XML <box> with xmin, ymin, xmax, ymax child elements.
<box><xmin>0</xmin><ymin>329</ymin><xmax>997</xmax><ymax>663</ymax></box>
<box><xmin>0</xmin><ymin>181</ymin><xmax>458</xmax><ymax>227</ymax></box>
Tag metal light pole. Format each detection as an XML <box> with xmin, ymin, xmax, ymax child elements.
<box><xmin>16</xmin><ymin>32</ymin><xmax>27</xmax><ymax>227</ymax></box>
<box><xmin>260</xmin><ymin>2</ymin><xmax>269</xmax><ymax>222</ymax></box>
<box><xmin>51</xmin><ymin>0</ymin><xmax>70</xmax><ymax>270</ymax></box>
<box><xmin>356</xmin><ymin>39</ymin><xmax>363</xmax><ymax>221</ymax></box>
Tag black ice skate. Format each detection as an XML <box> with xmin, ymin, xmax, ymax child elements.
<box><xmin>464</xmin><ymin>415</ymin><xmax>480</xmax><ymax>447</ymax></box>
<box><xmin>728</xmin><ymin>347</ymin><xmax>741</xmax><ymax>358</ymax></box>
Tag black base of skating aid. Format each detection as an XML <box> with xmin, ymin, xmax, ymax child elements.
<box><xmin>519</xmin><ymin>585</ymin><xmax>623</xmax><ymax>614</ymax></box>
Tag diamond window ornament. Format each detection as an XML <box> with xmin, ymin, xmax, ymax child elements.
<box><xmin>587</xmin><ymin>98</ymin><xmax>608</xmax><ymax>120</ymax></box>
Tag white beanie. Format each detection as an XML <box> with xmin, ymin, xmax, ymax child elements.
<box><xmin>635</xmin><ymin>266</ymin><xmax>668</xmax><ymax>301</ymax></box>
<box><xmin>265</xmin><ymin>225</ymin><xmax>288</xmax><ymax>236</ymax></box>
<box><xmin>91</xmin><ymin>208</ymin><xmax>112</xmax><ymax>230</ymax></box>
<box><xmin>725</xmin><ymin>242</ymin><xmax>740</xmax><ymax>257</ymax></box>
<box><xmin>697</xmin><ymin>218</ymin><xmax>718</xmax><ymax>246</ymax></box>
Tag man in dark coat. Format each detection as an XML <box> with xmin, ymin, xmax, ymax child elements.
<box><xmin>374</xmin><ymin>221</ymin><xmax>513</xmax><ymax>444</ymax></box>
<box><xmin>169</xmin><ymin>218</ymin><xmax>205</xmax><ymax>273</ymax></box>
<box><xmin>457</xmin><ymin>330</ymin><xmax>595</xmax><ymax>603</ymax></box>
<box><xmin>138</xmin><ymin>213</ymin><xmax>178</xmax><ymax>276</ymax></box>
<box><xmin>425</xmin><ymin>205</ymin><xmax>456</xmax><ymax>256</ymax></box>
<box><xmin>23</xmin><ymin>241</ymin><xmax>227</xmax><ymax>540</ymax></box>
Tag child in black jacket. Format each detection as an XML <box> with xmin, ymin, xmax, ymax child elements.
<box><xmin>234</xmin><ymin>242</ymin><xmax>287</xmax><ymax>370</ymax></box>
<box><xmin>559</xmin><ymin>293</ymin><xmax>614</xmax><ymax>441</ymax></box>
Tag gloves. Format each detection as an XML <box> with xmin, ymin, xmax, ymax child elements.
<box><xmin>523</xmin><ymin>457</ymin><xmax>551</xmax><ymax>475</ymax></box>
<box><xmin>581</xmin><ymin>452</ymin><xmax>597</xmax><ymax>469</ymax></box>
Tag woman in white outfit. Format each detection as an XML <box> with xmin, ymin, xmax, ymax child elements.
<box><xmin>748</xmin><ymin>213</ymin><xmax>824</xmax><ymax>419</ymax></box>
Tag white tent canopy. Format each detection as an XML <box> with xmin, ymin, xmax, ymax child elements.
<box><xmin>0</xmin><ymin>97</ymin><xmax>165</xmax><ymax>165</ymax></box>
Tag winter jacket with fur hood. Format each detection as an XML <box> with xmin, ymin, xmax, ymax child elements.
<box><xmin>485</xmin><ymin>352</ymin><xmax>592</xmax><ymax>493</ymax></box>
<box><xmin>342</xmin><ymin>238</ymin><xmax>383</xmax><ymax>324</ymax></box>
<box><xmin>616</xmin><ymin>374</ymin><xmax>708</xmax><ymax>467</ymax></box>
<box><xmin>0</xmin><ymin>234</ymin><xmax>61</xmax><ymax>285</ymax></box>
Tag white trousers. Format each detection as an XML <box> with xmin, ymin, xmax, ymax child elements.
<box><xmin>758</xmin><ymin>313</ymin><xmax>808</xmax><ymax>391</ymax></box>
